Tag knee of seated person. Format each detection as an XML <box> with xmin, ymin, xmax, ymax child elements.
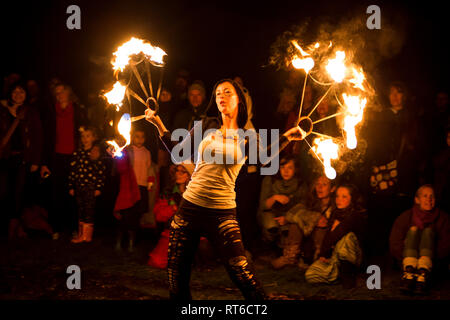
<box><xmin>409</xmin><ymin>226</ymin><xmax>418</xmax><ymax>232</ymax></box>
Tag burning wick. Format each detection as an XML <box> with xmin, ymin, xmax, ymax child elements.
<box><xmin>106</xmin><ymin>113</ymin><xmax>131</xmax><ymax>158</ymax></box>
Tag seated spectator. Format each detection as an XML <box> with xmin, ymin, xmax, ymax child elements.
<box><xmin>389</xmin><ymin>184</ymin><xmax>450</xmax><ymax>295</ymax></box>
<box><xmin>271</xmin><ymin>174</ymin><xmax>335</xmax><ymax>269</ymax></box>
<box><xmin>148</xmin><ymin>162</ymin><xmax>194</xmax><ymax>268</ymax></box>
<box><xmin>257</xmin><ymin>154</ymin><xmax>306</xmax><ymax>250</ymax></box>
<box><xmin>305</xmin><ymin>184</ymin><xmax>367</xmax><ymax>288</ymax></box>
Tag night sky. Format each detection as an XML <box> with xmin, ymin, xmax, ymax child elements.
<box><xmin>1</xmin><ymin>0</ymin><xmax>449</xmax><ymax>127</ymax></box>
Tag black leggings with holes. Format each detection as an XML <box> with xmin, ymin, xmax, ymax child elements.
<box><xmin>167</xmin><ymin>199</ymin><xmax>266</xmax><ymax>300</ymax></box>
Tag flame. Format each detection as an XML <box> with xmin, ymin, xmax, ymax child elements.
<box><xmin>312</xmin><ymin>138</ymin><xmax>339</xmax><ymax>179</ymax></box>
<box><xmin>106</xmin><ymin>113</ymin><xmax>131</xmax><ymax>158</ymax></box>
<box><xmin>342</xmin><ymin>94</ymin><xmax>367</xmax><ymax>149</ymax></box>
<box><xmin>291</xmin><ymin>41</ymin><xmax>314</xmax><ymax>73</ymax></box>
<box><xmin>104</xmin><ymin>81</ymin><xmax>126</xmax><ymax>108</ymax></box>
<box><xmin>349</xmin><ymin>67</ymin><xmax>366</xmax><ymax>91</ymax></box>
<box><xmin>111</xmin><ymin>37</ymin><xmax>167</xmax><ymax>71</ymax></box>
<box><xmin>326</xmin><ymin>51</ymin><xmax>346</xmax><ymax>83</ymax></box>
<box><xmin>292</xmin><ymin>55</ymin><xmax>315</xmax><ymax>73</ymax></box>
<box><xmin>291</xmin><ymin>40</ymin><xmax>310</xmax><ymax>57</ymax></box>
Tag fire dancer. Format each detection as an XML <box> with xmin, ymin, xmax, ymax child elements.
<box><xmin>145</xmin><ymin>78</ymin><xmax>306</xmax><ymax>300</ymax></box>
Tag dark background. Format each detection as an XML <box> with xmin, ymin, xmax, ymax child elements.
<box><xmin>1</xmin><ymin>0</ymin><xmax>449</xmax><ymax>128</ymax></box>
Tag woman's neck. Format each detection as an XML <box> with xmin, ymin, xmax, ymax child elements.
<box><xmin>320</xmin><ymin>197</ymin><xmax>330</xmax><ymax>209</ymax></box>
<box><xmin>221</xmin><ymin>114</ymin><xmax>238</xmax><ymax>130</ymax></box>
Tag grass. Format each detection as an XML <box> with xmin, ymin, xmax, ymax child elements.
<box><xmin>1</xmin><ymin>227</ymin><xmax>449</xmax><ymax>300</ymax></box>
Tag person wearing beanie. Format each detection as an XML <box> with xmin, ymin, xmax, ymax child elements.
<box><xmin>390</xmin><ymin>184</ymin><xmax>450</xmax><ymax>294</ymax></box>
<box><xmin>145</xmin><ymin>78</ymin><xmax>306</xmax><ymax>300</ymax></box>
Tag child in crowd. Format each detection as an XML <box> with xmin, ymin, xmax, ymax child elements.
<box><xmin>148</xmin><ymin>162</ymin><xmax>194</xmax><ymax>268</ymax></box>
<box><xmin>129</xmin><ymin>128</ymin><xmax>157</xmax><ymax>229</ymax></box>
<box><xmin>68</xmin><ymin>126</ymin><xmax>105</xmax><ymax>243</ymax></box>
<box><xmin>113</xmin><ymin>129</ymin><xmax>155</xmax><ymax>252</ymax></box>
<box><xmin>390</xmin><ymin>184</ymin><xmax>450</xmax><ymax>295</ymax></box>
<box><xmin>257</xmin><ymin>154</ymin><xmax>306</xmax><ymax>250</ymax></box>
<box><xmin>305</xmin><ymin>184</ymin><xmax>367</xmax><ymax>288</ymax></box>
<box><xmin>271</xmin><ymin>174</ymin><xmax>335</xmax><ymax>269</ymax></box>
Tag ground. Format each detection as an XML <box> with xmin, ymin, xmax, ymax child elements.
<box><xmin>1</xmin><ymin>227</ymin><xmax>449</xmax><ymax>301</ymax></box>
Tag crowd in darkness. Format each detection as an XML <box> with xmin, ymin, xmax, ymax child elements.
<box><xmin>0</xmin><ymin>65</ymin><xmax>449</xmax><ymax>294</ymax></box>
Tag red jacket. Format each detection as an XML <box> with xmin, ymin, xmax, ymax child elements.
<box><xmin>113</xmin><ymin>148</ymin><xmax>141</xmax><ymax>211</ymax></box>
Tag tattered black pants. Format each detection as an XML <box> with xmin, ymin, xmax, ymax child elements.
<box><xmin>167</xmin><ymin>199</ymin><xmax>266</xmax><ymax>300</ymax></box>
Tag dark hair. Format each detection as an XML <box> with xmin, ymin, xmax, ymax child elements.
<box><xmin>389</xmin><ymin>81</ymin><xmax>408</xmax><ymax>105</ymax></box>
<box><xmin>207</xmin><ymin>79</ymin><xmax>248</xmax><ymax>129</ymax></box>
<box><xmin>274</xmin><ymin>153</ymin><xmax>298</xmax><ymax>180</ymax></box>
<box><xmin>7</xmin><ymin>80</ymin><xmax>28</xmax><ymax>105</ymax></box>
<box><xmin>305</xmin><ymin>174</ymin><xmax>335</xmax><ymax>209</ymax></box>
<box><xmin>333</xmin><ymin>183</ymin><xmax>365</xmax><ymax>212</ymax></box>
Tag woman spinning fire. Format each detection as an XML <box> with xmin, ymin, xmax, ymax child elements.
<box><xmin>145</xmin><ymin>79</ymin><xmax>306</xmax><ymax>300</ymax></box>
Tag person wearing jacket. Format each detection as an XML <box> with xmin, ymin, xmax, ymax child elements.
<box><xmin>389</xmin><ymin>184</ymin><xmax>450</xmax><ymax>294</ymax></box>
<box><xmin>0</xmin><ymin>81</ymin><xmax>42</xmax><ymax>239</ymax></box>
<box><xmin>305</xmin><ymin>184</ymin><xmax>367</xmax><ymax>288</ymax></box>
<box><xmin>39</xmin><ymin>82</ymin><xmax>88</xmax><ymax>238</ymax></box>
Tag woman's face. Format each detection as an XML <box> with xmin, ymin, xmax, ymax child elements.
<box><xmin>415</xmin><ymin>187</ymin><xmax>435</xmax><ymax>211</ymax></box>
<box><xmin>11</xmin><ymin>86</ymin><xmax>26</xmax><ymax>105</ymax></box>
<box><xmin>335</xmin><ymin>187</ymin><xmax>352</xmax><ymax>209</ymax></box>
<box><xmin>216</xmin><ymin>82</ymin><xmax>239</xmax><ymax>118</ymax></box>
<box><xmin>280</xmin><ymin>160</ymin><xmax>295</xmax><ymax>181</ymax></box>
<box><xmin>55</xmin><ymin>85</ymin><xmax>70</xmax><ymax>104</ymax></box>
<box><xmin>175</xmin><ymin>165</ymin><xmax>189</xmax><ymax>185</ymax></box>
<box><xmin>315</xmin><ymin>176</ymin><xmax>332</xmax><ymax>199</ymax></box>
<box><xmin>389</xmin><ymin>86</ymin><xmax>404</xmax><ymax>108</ymax></box>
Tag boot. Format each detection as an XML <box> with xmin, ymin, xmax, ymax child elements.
<box><xmin>128</xmin><ymin>231</ymin><xmax>135</xmax><ymax>252</ymax></box>
<box><xmin>400</xmin><ymin>265</ymin><xmax>417</xmax><ymax>294</ymax></box>
<box><xmin>271</xmin><ymin>244</ymin><xmax>300</xmax><ymax>269</ymax></box>
<box><xmin>415</xmin><ymin>268</ymin><xmax>430</xmax><ymax>295</ymax></box>
<box><xmin>71</xmin><ymin>221</ymin><xmax>85</xmax><ymax>243</ymax></box>
<box><xmin>83</xmin><ymin>223</ymin><xmax>94</xmax><ymax>242</ymax></box>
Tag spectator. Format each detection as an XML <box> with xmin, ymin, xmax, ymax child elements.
<box><xmin>1</xmin><ymin>72</ymin><xmax>21</xmax><ymax>99</ymax></box>
<box><xmin>112</xmin><ymin>146</ymin><xmax>141</xmax><ymax>252</ymax></box>
<box><xmin>271</xmin><ymin>174</ymin><xmax>335</xmax><ymax>269</ymax></box>
<box><xmin>257</xmin><ymin>154</ymin><xmax>306</xmax><ymax>250</ymax></box>
<box><xmin>366</xmin><ymin>81</ymin><xmax>420</xmax><ymax>255</ymax></box>
<box><xmin>0</xmin><ymin>81</ymin><xmax>43</xmax><ymax>239</ymax></box>
<box><xmin>172</xmin><ymin>80</ymin><xmax>211</xmax><ymax>131</ymax></box>
<box><xmin>172</xmin><ymin>69</ymin><xmax>190</xmax><ymax>107</ymax></box>
<box><xmin>389</xmin><ymin>184</ymin><xmax>450</xmax><ymax>294</ymax></box>
<box><xmin>68</xmin><ymin>126</ymin><xmax>106</xmax><ymax>243</ymax></box>
<box><xmin>128</xmin><ymin>128</ymin><xmax>157</xmax><ymax>230</ymax></box>
<box><xmin>305</xmin><ymin>184</ymin><xmax>367</xmax><ymax>288</ymax></box>
<box><xmin>148</xmin><ymin>162</ymin><xmax>194</xmax><ymax>268</ymax></box>
<box><xmin>40</xmin><ymin>81</ymin><xmax>88</xmax><ymax>239</ymax></box>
